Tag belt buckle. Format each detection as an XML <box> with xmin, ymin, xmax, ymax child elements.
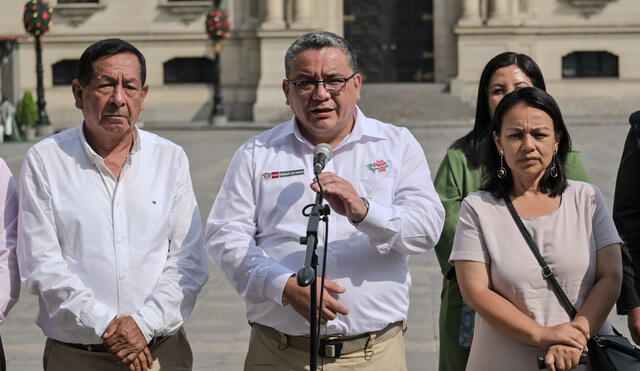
<box><xmin>319</xmin><ymin>338</ymin><xmax>343</xmax><ymax>358</ymax></box>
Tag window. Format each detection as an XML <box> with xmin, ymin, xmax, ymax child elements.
<box><xmin>55</xmin><ymin>0</ymin><xmax>104</xmax><ymax>25</ymax></box>
<box><xmin>52</xmin><ymin>59</ymin><xmax>79</xmax><ymax>85</ymax></box>
<box><xmin>158</xmin><ymin>0</ymin><xmax>210</xmax><ymax>23</ymax></box>
<box><xmin>562</xmin><ymin>51</ymin><xmax>619</xmax><ymax>78</ymax></box>
<box><xmin>164</xmin><ymin>57</ymin><xmax>214</xmax><ymax>84</ymax></box>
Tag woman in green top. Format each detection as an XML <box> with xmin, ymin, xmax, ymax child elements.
<box><xmin>434</xmin><ymin>52</ymin><xmax>588</xmax><ymax>371</ymax></box>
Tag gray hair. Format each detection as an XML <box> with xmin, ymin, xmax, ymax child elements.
<box><xmin>284</xmin><ymin>31</ymin><xmax>358</xmax><ymax>78</ymax></box>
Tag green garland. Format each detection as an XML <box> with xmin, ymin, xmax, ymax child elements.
<box><xmin>206</xmin><ymin>8</ymin><xmax>230</xmax><ymax>41</ymax></box>
<box><xmin>23</xmin><ymin>0</ymin><xmax>53</xmax><ymax>36</ymax></box>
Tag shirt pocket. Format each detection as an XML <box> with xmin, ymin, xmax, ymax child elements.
<box><xmin>356</xmin><ymin>178</ymin><xmax>394</xmax><ymax>205</ymax></box>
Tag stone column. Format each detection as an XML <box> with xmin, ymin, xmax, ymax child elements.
<box><xmin>488</xmin><ymin>0</ymin><xmax>512</xmax><ymax>25</ymax></box>
<box><xmin>0</xmin><ymin>42</ymin><xmax>20</xmax><ymax>105</ymax></box>
<box><xmin>290</xmin><ymin>0</ymin><xmax>313</xmax><ymax>29</ymax></box>
<box><xmin>458</xmin><ymin>0</ymin><xmax>482</xmax><ymax>26</ymax></box>
<box><xmin>261</xmin><ymin>0</ymin><xmax>286</xmax><ymax>30</ymax></box>
<box><xmin>511</xmin><ymin>0</ymin><xmax>521</xmax><ymax>25</ymax></box>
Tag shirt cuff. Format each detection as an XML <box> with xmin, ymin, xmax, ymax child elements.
<box><xmin>265</xmin><ymin>268</ymin><xmax>296</xmax><ymax>306</ymax></box>
<box><xmin>79</xmin><ymin>301</ymin><xmax>117</xmax><ymax>339</ymax></box>
<box><xmin>354</xmin><ymin>200</ymin><xmax>395</xmax><ymax>253</ymax></box>
<box><xmin>130</xmin><ymin>312</ymin><xmax>154</xmax><ymax>343</ymax></box>
<box><xmin>356</xmin><ymin>200</ymin><xmax>391</xmax><ymax>232</ymax></box>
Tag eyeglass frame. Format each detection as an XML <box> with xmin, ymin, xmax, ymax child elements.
<box><xmin>286</xmin><ymin>72</ymin><xmax>358</xmax><ymax>96</ymax></box>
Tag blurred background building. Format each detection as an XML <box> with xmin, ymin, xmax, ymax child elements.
<box><xmin>0</xmin><ymin>0</ymin><xmax>637</xmax><ymax>129</ymax></box>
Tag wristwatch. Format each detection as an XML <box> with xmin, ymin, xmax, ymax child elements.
<box><xmin>349</xmin><ymin>197</ymin><xmax>370</xmax><ymax>226</ymax></box>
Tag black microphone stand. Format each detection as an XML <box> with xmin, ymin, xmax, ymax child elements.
<box><xmin>298</xmin><ymin>176</ymin><xmax>330</xmax><ymax>371</ymax></box>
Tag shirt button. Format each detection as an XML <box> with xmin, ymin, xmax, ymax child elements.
<box><xmin>116</xmin><ymin>238</ymin><xmax>123</xmax><ymax>244</ymax></box>
<box><xmin>119</xmin><ymin>274</ymin><xmax>127</xmax><ymax>280</ymax></box>
<box><xmin>115</xmin><ymin>202</ymin><xmax>121</xmax><ymax>208</ymax></box>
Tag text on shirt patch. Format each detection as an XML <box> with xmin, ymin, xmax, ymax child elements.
<box><xmin>367</xmin><ymin>160</ymin><xmax>392</xmax><ymax>173</ymax></box>
<box><xmin>262</xmin><ymin>169</ymin><xmax>305</xmax><ymax>180</ymax></box>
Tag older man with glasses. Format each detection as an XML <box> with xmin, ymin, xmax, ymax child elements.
<box><xmin>206</xmin><ymin>31</ymin><xmax>444</xmax><ymax>370</ymax></box>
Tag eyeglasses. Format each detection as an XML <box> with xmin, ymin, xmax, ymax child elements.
<box><xmin>287</xmin><ymin>72</ymin><xmax>357</xmax><ymax>96</ymax></box>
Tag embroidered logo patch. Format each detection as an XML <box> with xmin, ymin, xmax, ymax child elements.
<box><xmin>262</xmin><ymin>169</ymin><xmax>304</xmax><ymax>180</ymax></box>
<box><xmin>367</xmin><ymin>160</ymin><xmax>392</xmax><ymax>173</ymax></box>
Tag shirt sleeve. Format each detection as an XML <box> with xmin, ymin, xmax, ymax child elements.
<box><xmin>433</xmin><ymin>151</ymin><xmax>464</xmax><ymax>277</ymax></box>
<box><xmin>356</xmin><ymin>128</ymin><xmax>445</xmax><ymax>255</ymax></box>
<box><xmin>17</xmin><ymin>150</ymin><xmax>116</xmax><ymax>338</ymax></box>
<box><xmin>131</xmin><ymin>149</ymin><xmax>209</xmax><ymax>341</ymax></box>
<box><xmin>449</xmin><ymin>198</ymin><xmax>491</xmax><ymax>264</ymax></box>
<box><xmin>205</xmin><ymin>142</ymin><xmax>295</xmax><ymax>305</ymax></box>
<box><xmin>0</xmin><ymin>159</ymin><xmax>20</xmax><ymax>323</ymax></box>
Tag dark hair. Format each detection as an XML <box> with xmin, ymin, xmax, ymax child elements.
<box><xmin>451</xmin><ymin>52</ymin><xmax>546</xmax><ymax>168</ymax></box>
<box><xmin>481</xmin><ymin>87</ymin><xmax>571</xmax><ymax>197</ymax></box>
<box><xmin>284</xmin><ymin>31</ymin><xmax>358</xmax><ymax>78</ymax></box>
<box><xmin>77</xmin><ymin>38</ymin><xmax>146</xmax><ymax>86</ymax></box>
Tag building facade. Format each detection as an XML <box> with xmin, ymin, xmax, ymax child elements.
<box><xmin>0</xmin><ymin>0</ymin><xmax>637</xmax><ymax>129</ymax></box>
<box><xmin>452</xmin><ymin>0</ymin><xmax>640</xmax><ymax>117</ymax></box>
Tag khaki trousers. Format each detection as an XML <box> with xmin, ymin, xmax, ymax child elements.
<box><xmin>244</xmin><ymin>324</ymin><xmax>408</xmax><ymax>371</ymax></box>
<box><xmin>43</xmin><ymin>328</ymin><xmax>193</xmax><ymax>371</ymax></box>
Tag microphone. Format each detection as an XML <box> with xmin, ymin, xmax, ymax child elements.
<box><xmin>313</xmin><ymin>143</ymin><xmax>333</xmax><ymax>174</ymax></box>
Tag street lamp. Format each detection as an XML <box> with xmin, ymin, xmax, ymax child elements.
<box><xmin>205</xmin><ymin>0</ymin><xmax>230</xmax><ymax>125</ymax></box>
<box><xmin>23</xmin><ymin>0</ymin><xmax>54</xmax><ymax>136</ymax></box>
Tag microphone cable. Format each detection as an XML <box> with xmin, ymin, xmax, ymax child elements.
<box><xmin>318</xmin><ymin>187</ymin><xmax>330</xmax><ymax>347</ymax></box>
<box><xmin>314</xmin><ymin>172</ymin><xmax>330</xmax><ymax>353</ymax></box>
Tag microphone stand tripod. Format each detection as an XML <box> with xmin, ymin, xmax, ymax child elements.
<box><xmin>297</xmin><ymin>181</ymin><xmax>330</xmax><ymax>371</ymax></box>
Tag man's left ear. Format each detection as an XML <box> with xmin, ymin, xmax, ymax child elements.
<box><xmin>140</xmin><ymin>84</ymin><xmax>149</xmax><ymax>109</ymax></box>
<box><xmin>71</xmin><ymin>79</ymin><xmax>84</xmax><ymax>110</ymax></box>
<box><xmin>282</xmin><ymin>79</ymin><xmax>290</xmax><ymax>106</ymax></box>
<box><xmin>353</xmin><ymin>73</ymin><xmax>362</xmax><ymax>100</ymax></box>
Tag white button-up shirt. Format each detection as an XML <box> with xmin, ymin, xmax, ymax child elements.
<box><xmin>0</xmin><ymin>159</ymin><xmax>20</xmax><ymax>323</ymax></box>
<box><xmin>17</xmin><ymin>125</ymin><xmax>209</xmax><ymax>344</ymax></box>
<box><xmin>206</xmin><ymin>109</ymin><xmax>444</xmax><ymax>336</ymax></box>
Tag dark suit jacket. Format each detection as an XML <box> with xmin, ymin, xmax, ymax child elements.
<box><xmin>615</xmin><ymin>122</ymin><xmax>640</xmax><ymax>314</ymax></box>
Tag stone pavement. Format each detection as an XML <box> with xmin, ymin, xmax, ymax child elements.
<box><xmin>0</xmin><ymin>119</ymin><xmax>632</xmax><ymax>370</ymax></box>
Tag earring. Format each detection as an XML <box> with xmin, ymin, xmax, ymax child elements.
<box><xmin>550</xmin><ymin>151</ymin><xmax>558</xmax><ymax>178</ymax></box>
<box><xmin>497</xmin><ymin>150</ymin><xmax>507</xmax><ymax>179</ymax></box>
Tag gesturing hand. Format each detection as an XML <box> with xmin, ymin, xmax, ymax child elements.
<box><xmin>310</xmin><ymin>172</ymin><xmax>368</xmax><ymax>223</ymax></box>
<box><xmin>282</xmin><ymin>276</ymin><xmax>349</xmax><ymax>322</ymax></box>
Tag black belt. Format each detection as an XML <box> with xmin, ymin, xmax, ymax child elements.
<box><xmin>51</xmin><ymin>335</ymin><xmax>170</xmax><ymax>353</ymax></box>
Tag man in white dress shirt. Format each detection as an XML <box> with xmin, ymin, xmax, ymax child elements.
<box><xmin>17</xmin><ymin>39</ymin><xmax>208</xmax><ymax>371</ymax></box>
<box><xmin>206</xmin><ymin>31</ymin><xmax>444</xmax><ymax>370</ymax></box>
